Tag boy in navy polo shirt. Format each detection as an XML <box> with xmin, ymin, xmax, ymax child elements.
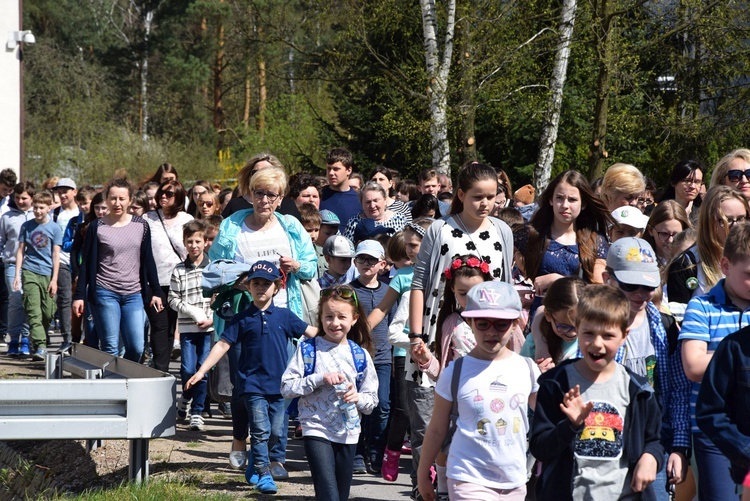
<box><xmin>187</xmin><ymin>260</ymin><xmax>317</xmax><ymax>494</ymax></box>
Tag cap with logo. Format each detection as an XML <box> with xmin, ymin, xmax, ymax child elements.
<box><xmin>611</xmin><ymin>206</ymin><xmax>649</xmax><ymax>230</ymax></box>
<box><xmin>245</xmin><ymin>260</ymin><xmax>281</xmax><ymax>282</ymax></box>
<box><xmin>461</xmin><ymin>281</ymin><xmax>522</xmax><ymax>320</ymax></box>
<box><xmin>606</xmin><ymin>237</ymin><xmax>660</xmax><ymax>287</ymax></box>
<box><xmin>319</xmin><ymin>210</ymin><xmax>341</xmax><ymax>226</ymax></box>
<box><xmin>323</xmin><ymin>235</ymin><xmax>355</xmax><ymax>258</ymax></box>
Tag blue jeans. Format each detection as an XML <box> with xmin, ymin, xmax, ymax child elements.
<box><xmin>693</xmin><ymin>431</ymin><xmax>739</xmax><ymax>501</ymax></box>
<box><xmin>243</xmin><ymin>393</ymin><xmax>285</xmax><ymax>472</ymax></box>
<box><xmin>180</xmin><ymin>332</ymin><xmax>210</xmax><ymax>415</ymax></box>
<box><xmin>4</xmin><ymin>264</ymin><xmax>28</xmax><ymax>341</ymax></box>
<box><xmin>358</xmin><ymin>362</ymin><xmax>391</xmax><ymax>461</ymax></box>
<box><xmin>304</xmin><ymin>436</ymin><xmax>356</xmax><ymax>501</ymax></box>
<box><xmin>90</xmin><ymin>286</ymin><xmax>145</xmax><ymax>362</ymax></box>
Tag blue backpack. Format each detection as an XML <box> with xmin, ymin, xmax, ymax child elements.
<box><xmin>287</xmin><ymin>338</ymin><xmax>367</xmax><ymax>416</ymax></box>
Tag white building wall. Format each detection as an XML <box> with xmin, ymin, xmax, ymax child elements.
<box><xmin>0</xmin><ymin>2</ymin><xmax>21</xmax><ymax>177</ymax></box>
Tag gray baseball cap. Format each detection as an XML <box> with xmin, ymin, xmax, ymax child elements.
<box><xmin>606</xmin><ymin>237</ymin><xmax>660</xmax><ymax>287</ymax></box>
<box><xmin>323</xmin><ymin>235</ymin><xmax>355</xmax><ymax>258</ymax></box>
<box><xmin>461</xmin><ymin>281</ymin><xmax>522</xmax><ymax>320</ymax></box>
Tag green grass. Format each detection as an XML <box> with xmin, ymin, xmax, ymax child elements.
<box><xmin>185</xmin><ymin>441</ymin><xmax>201</xmax><ymax>449</ymax></box>
<box><xmin>52</xmin><ymin>478</ymin><xmax>237</xmax><ymax>500</ymax></box>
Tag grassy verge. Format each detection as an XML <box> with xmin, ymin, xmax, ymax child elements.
<box><xmin>52</xmin><ymin>476</ymin><xmax>236</xmax><ymax>500</ymax></box>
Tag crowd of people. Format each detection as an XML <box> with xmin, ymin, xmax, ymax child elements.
<box><xmin>3</xmin><ymin>146</ymin><xmax>750</xmax><ymax>500</ymax></box>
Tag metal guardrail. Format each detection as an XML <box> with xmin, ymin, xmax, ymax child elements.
<box><xmin>0</xmin><ymin>344</ymin><xmax>176</xmax><ymax>483</ymax></box>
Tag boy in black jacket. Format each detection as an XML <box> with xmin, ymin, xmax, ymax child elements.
<box><xmin>530</xmin><ymin>285</ymin><xmax>663</xmax><ymax>500</ymax></box>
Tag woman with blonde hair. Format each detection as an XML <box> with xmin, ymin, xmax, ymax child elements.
<box><xmin>600</xmin><ymin>162</ymin><xmax>646</xmax><ymax>211</ymax></box>
<box><xmin>666</xmin><ymin>185</ymin><xmax>749</xmax><ymax>319</ymax></box>
<box><xmin>709</xmin><ymin>148</ymin><xmax>750</xmax><ymax>200</ymax></box>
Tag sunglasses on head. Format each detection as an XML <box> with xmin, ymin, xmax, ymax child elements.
<box><xmin>615</xmin><ymin>278</ymin><xmax>656</xmax><ymax>293</ymax></box>
<box><xmin>473</xmin><ymin>318</ymin><xmax>513</xmax><ymax>332</ymax></box>
<box><xmin>725</xmin><ymin>169</ymin><xmax>750</xmax><ymax>183</ymax></box>
<box><xmin>321</xmin><ymin>286</ymin><xmax>359</xmax><ymax>308</ymax></box>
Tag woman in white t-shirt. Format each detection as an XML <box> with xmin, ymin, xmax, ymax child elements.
<box><xmin>144</xmin><ymin>180</ymin><xmax>194</xmax><ymax>371</ymax></box>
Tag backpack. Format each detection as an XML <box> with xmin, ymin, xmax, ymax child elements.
<box><xmin>287</xmin><ymin>337</ymin><xmax>367</xmax><ymax>416</ymax></box>
<box><xmin>300</xmin><ymin>337</ymin><xmax>367</xmax><ymax>389</ymax></box>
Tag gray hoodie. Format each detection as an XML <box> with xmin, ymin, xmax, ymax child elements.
<box><xmin>0</xmin><ymin>206</ymin><xmax>33</xmax><ymax>264</ymax></box>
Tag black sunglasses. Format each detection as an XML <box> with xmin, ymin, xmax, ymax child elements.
<box><xmin>473</xmin><ymin>319</ymin><xmax>513</xmax><ymax>332</ymax></box>
<box><xmin>725</xmin><ymin>169</ymin><xmax>750</xmax><ymax>183</ymax></box>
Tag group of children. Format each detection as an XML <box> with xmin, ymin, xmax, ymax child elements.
<box><xmin>8</xmin><ymin>156</ymin><xmax>750</xmax><ymax>501</ymax></box>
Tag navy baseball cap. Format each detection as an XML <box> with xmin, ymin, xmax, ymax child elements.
<box><xmin>245</xmin><ymin>260</ymin><xmax>281</xmax><ymax>282</ymax></box>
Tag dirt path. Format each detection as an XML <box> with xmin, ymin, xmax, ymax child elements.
<box><xmin>0</xmin><ymin>334</ymin><xmax>413</xmax><ymax>500</ymax></box>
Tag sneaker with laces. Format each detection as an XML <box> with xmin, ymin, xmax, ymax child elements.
<box><xmin>381</xmin><ymin>447</ymin><xmax>401</xmax><ymax>481</ymax></box>
<box><xmin>188</xmin><ymin>414</ymin><xmax>204</xmax><ymax>431</ymax></box>
<box><xmin>57</xmin><ymin>341</ymin><xmax>73</xmax><ymax>354</ymax></box>
<box><xmin>229</xmin><ymin>450</ymin><xmax>247</xmax><ymax>470</ymax></box>
<box><xmin>352</xmin><ymin>454</ymin><xmax>367</xmax><ymax>474</ymax></box>
<box><xmin>32</xmin><ymin>347</ymin><xmax>47</xmax><ymax>361</ymax></box>
<box><xmin>177</xmin><ymin>397</ymin><xmax>191</xmax><ymax>422</ymax></box>
<box><xmin>6</xmin><ymin>340</ymin><xmax>19</xmax><ymax>357</ymax></box>
<box><xmin>255</xmin><ymin>473</ymin><xmax>277</xmax><ymax>494</ymax></box>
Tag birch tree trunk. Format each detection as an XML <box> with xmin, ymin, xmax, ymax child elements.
<box><xmin>140</xmin><ymin>9</ymin><xmax>153</xmax><ymax>142</ymax></box>
<box><xmin>534</xmin><ymin>0</ymin><xmax>577</xmax><ymax>195</ymax></box>
<box><xmin>419</xmin><ymin>0</ymin><xmax>456</xmax><ymax>175</ymax></box>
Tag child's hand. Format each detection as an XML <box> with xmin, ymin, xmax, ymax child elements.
<box><xmin>417</xmin><ymin>465</ymin><xmax>437</xmax><ymax>501</ymax></box>
<box><xmin>410</xmin><ymin>339</ymin><xmax>432</xmax><ymax>364</ymax></box>
<box><xmin>185</xmin><ymin>370</ymin><xmax>205</xmax><ymax>390</ymax></box>
<box><xmin>341</xmin><ymin>382</ymin><xmax>359</xmax><ymax>404</ymax></box>
<box><xmin>47</xmin><ymin>280</ymin><xmax>57</xmax><ymax>297</ymax></box>
<box><xmin>196</xmin><ymin>318</ymin><xmax>213</xmax><ymax>329</ymax></box>
<box><xmin>631</xmin><ymin>453</ymin><xmax>658</xmax><ymax>492</ymax></box>
<box><xmin>536</xmin><ymin>357</ymin><xmax>555</xmax><ymax>373</ymax></box>
<box><xmin>13</xmin><ymin>277</ymin><xmax>20</xmax><ymax>292</ymax></box>
<box><xmin>559</xmin><ymin>384</ymin><xmax>593</xmax><ymax>427</ymax></box>
<box><xmin>322</xmin><ymin>372</ymin><xmax>345</xmax><ymax>386</ymax></box>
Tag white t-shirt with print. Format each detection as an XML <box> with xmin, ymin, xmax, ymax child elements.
<box><xmin>435</xmin><ymin>353</ymin><xmax>540</xmax><ymax>490</ymax></box>
<box><xmin>234</xmin><ymin>220</ymin><xmax>291</xmax><ymax>308</ymax></box>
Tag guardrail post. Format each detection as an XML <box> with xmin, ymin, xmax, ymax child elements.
<box><xmin>129</xmin><ymin>438</ymin><xmax>150</xmax><ymax>484</ymax></box>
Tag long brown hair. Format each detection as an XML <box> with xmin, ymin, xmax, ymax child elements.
<box><xmin>317</xmin><ymin>285</ymin><xmax>373</xmax><ymax>354</ymax></box>
<box><xmin>540</xmin><ymin>277</ymin><xmax>586</xmax><ymax>363</ymax></box>
<box><xmin>523</xmin><ymin>170</ymin><xmax>612</xmax><ymax>283</ymax></box>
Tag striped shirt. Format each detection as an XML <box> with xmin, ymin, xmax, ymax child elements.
<box><xmin>678</xmin><ymin>279</ymin><xmax>750</xmax><ymax>432</ymax></box>
<box><xmin>168</xmin><ymin>254</ymin><xmax>213</xmax><ymax>333</ymax></box>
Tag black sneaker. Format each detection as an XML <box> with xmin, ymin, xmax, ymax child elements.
<box><xmin>218</xmin><ymin>402</ymin><xmax>232</xmax><ymax>419</ymax></box>
<box><xmin>352</xmin><ymin>455</ymin><xmax>367</xmax><ymax>474</ymax></box>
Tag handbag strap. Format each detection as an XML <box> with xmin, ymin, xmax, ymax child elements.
<box><xmin>156</xmin><ymin>210</ymin><xmax>184</xmax><ymax>260</ymax></box>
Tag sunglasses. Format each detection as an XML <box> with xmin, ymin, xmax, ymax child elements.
<box><xmin>473</xmin><ymin>318</ymin><xmax>513</xmax><ymax>332</ymax></box>
<box><xmin>725</xmin><ymin>169</ymin><xmax>750</xmax><ymax>183</ymax></box>
<box><xmin>614</xmin><ymin>278</ymin><xmax>656</xmax><ymax>293</ymax></box>
<box><xmin>321</xmin><ymin>286</ymin><xmax>359</xmax><ymax>308</ymax></box>
<box><xmin>160</xmin><ymin>191</ymin><xmax>175</xmax><ymax>199</ymax></box>
<box><xmin>554</xmin><ymin>323</ymin><xmax>576</xmax><ymax>334</ymax></box>
<box><xmin>253</xmin><ymin>190</ymin><xmax>280</xmax><ymax>202</ymax></box>
<box><xmin>199</xmin><ymin>200</ymin><xmax>214</xmax><ymax>207</ymax></box>
<box><xmin>355</xmin><ymin>256</ymin><xmax>381</xmax><ymax>266</ymax></box>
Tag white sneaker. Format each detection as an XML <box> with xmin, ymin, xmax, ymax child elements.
<box><xmin>188</xmin><ymin>414</ymin><xmax>204</xmax><ymax>431</ymax></box>
<box><xmin>229</xmin><ymin>450</ymin><xmax>247</xmax><ymax>469</ymax></box>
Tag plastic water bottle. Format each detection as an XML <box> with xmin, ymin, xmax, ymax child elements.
<box><xmin>334</xmin><ymin>382</ymin><xmax>360</xmax><ymax>430</ymax></box>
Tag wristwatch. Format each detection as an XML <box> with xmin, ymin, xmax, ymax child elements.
<box><xmin>408</xmin><ymin>332</ymin><xmax>428</xmax><ymax>342</ymax></box>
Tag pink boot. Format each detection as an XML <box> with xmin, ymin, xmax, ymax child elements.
<box><xmin>381</xmin><ymin>447</ymin><xmax>401</xmax><ymax>482</ymax></box>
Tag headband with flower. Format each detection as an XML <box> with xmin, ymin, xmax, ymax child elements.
<box><xmin>443</xmin><ymin>255</ymin><xmax>490</xmax><ymax>280</ymax></box>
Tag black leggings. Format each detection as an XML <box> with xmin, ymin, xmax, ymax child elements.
<box><xmin>304</xmin><ymin>436</ymin><xmax>356</xmax><ymax>501</ymax></box>
<box><xmin>386</xmin><ymin>356</ymin><xmax>410</xmax><ymax>451</ymax></box>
